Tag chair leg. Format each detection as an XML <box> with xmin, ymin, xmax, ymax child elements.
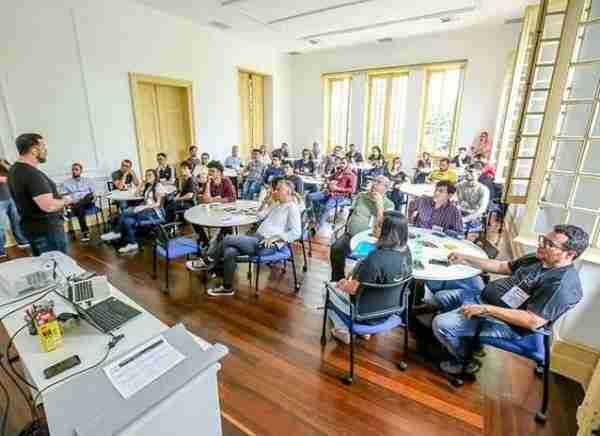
<box><xmin>152</xmin><ymin>245</ymin><xmax>158</xmax><ymax>280</ymax></box>
<box><xmin>320</xmin><ymin>291</ymin><xmax>329</xmax><ymax>346</ymax></box>
<box><xmin>398</xmin><ymin>290</ymin><xmax>409</xmax><ymax>371</ymax></box>
<box><xmin>289</xmin><ymin>250</ymin><xmax>300</xmax><ymax>292</ymax></box>
<box><xmin>254</xmin><ymin>262</ymin><xmax>261</xmax><ymax>298</ymax></box>
<box><xmin>301</xmin><ymin>241</ymin><xmax>308</xmax><ymax>272</ymax></box>
<box><xmin>308</xmin><ymin>236</ymin><xmax>313</xmax><ymax>258</ymax></box>
<box><xmin>342</xmin><ymin>330</ymin><xmax>355</xmax><ymax>385</ymax></box>
<box><xmin>535</xmin><ymin>335</ymin><xmax>551</xmax><ymax>424</ymax></box>
<box><xmin>164</xmin><ymin>258</ymin><xmax>170</xmax><ymax>294</ymax></box>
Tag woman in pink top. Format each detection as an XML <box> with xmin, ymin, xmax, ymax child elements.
<box><xmin>471</xmin><ymin>131</ymin><xmax>493</xmax><ymax>159</ymax></box>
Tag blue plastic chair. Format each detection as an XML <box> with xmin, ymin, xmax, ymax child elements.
<box><xmin>152</xmin><ymin>223</ymin><xmax>201</xmax><ymax>293</ymax></box>
<box><xmin>321</xmin><ymin>276</ymin><xmax>414</xmax><ymax>384</ymax></box>
<box><xmin>65</xmin><ymin>200</ymin><xmax>103</xmax><ymax>238</ymax></box>
<box><xmin>237</xmin><ymin>242</ymin><xmax>302</xmax><ymax>297</ymax></box>
<box><xmin>476</xmin><ymin>328</ymin><xmax>551</xmax><ymax>424</ymax></box>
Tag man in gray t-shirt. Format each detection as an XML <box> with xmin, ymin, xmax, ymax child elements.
<box><xmin>431</xmin><ymin>224</ymin><xmax>588</xmax><ymax>375</ymax></box>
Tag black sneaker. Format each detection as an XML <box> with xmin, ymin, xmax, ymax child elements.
<box><xmin>81</xmin><ymin>233</ymin><xmax>90</xmax><ymax>243</ymax></box>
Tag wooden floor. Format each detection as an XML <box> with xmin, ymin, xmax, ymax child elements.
<box><xmin>0</xmin><ymin>231</ymin><xmax>583</xmax><ymax>436</ymax></box>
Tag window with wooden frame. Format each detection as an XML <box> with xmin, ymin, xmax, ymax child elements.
<box><xmin>323</xmin><ymin>75</ymin><xmax>352</xmax><ymax>150</ymax></box>
<box><xmin>504</xmin><ymin>1</ymin><xmax>569</xmax><ymax>204</ymax></box>
<box><xmin>365</xmin><ymin>72</ymin><xmax>408</xmax><ymax>157</ymax></box>
<box><xmin>419</xmin><ymin>64</ymin><xmax>465</xmax><ymax>157</ymax></box>
<box><xmin>535</xmin><ymin>0</ymin><xmax>600</xmax><ymax>248</ymax></box>
<box><xmin>239</xmin><ymin>70</ymin><xmax>264</xmax><ymax>157</ymax></box>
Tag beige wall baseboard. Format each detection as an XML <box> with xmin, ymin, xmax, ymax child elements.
<box><xmin>552</xmin><ymin>340</ymin><xmax>600</xmax><ymax>389</ymax></box>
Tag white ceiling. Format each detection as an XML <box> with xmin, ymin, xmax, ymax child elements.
<box><xmin>134</xmin><ymin>0</ymin><xmax>538</xmax><ymax>53</ymax></box>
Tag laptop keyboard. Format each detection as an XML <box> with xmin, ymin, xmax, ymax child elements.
<box><xmin>84</xmin><ymin>297</ymin><xmax>142</xmax><ymax>333</ymax></box>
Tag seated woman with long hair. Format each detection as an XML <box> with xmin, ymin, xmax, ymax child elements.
<box><xmin>102</xmin><ymin>169</ymin><xmax>166</xmax><ymax>254</ymax></box>
<box><xmin>328</xmin><ymin>210</ymin><xmax>413</xmax><ymax>344</ymax></box>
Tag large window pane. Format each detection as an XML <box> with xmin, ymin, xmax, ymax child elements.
<box><xmin>567</xmin><ymin>210</ymin><xmax>597</xmax><ymax>237</ymax></box>
<box><xmin>573</xmin><ymin>178</ymin><xmax>600</xmax><ymax>209</ymax></box>
<box><xmin>532</xmin><ymin>66</ymin><xmax>554</xmax><ymax>88</ymax></box>
<box><xmin>588</xmin><ymin>0</ymin><xmax>600</xmax><ymax>20</ymax></box>
<box><xmin>535</xmin><ymin>207</ymin><xmax>567</xmax><ymax>233</ymax></box>
<box><xmin>328</xmin><ymin>78</ymin><xmax>351</xmax><ymax>147</ymax></box>
<box><xmin>564</xmin><ymin>63</ymin><xmax>600</xmax><ymax>99</ymax></box>
<box><xmin>512</xmin><ymin>158</ymin><xmax>535</xmax><ymax>178</ymax></box>
<box><xmin>550</xmin><ymin>140</ymin><xmax>584</xmax><ymax>171</ymax></box>
<box><xmin>543</xmin><ymin>13</ymin><xmax>564</xmax><ymax>39</ymax></box>
<box><xmin>367</xmin><ymin>77</ymin><xmax>386</xmax><ymax>147</ymax></box>
<box><xmin>548</xmin><ymin>0</ymin><xmax>567</xmax><ymax>13</ymax></box>
<box><xmin>518</xmin><ymin>136</ymin><xmax>539</xmax><ymax>158</ymax></box>
<box><xmin>593</xmin><ymin>109</ymin><xmax>600</xmax><ymax>137</ymax></box>
<box><xmin>509</xmin><ymin>179</ymin><xmax>529</xmax><ymax>197</ymax></box>
<box><xmin>523</xmin><ymin>114</ymin><xmax>544</xmax><ymax>134</ymax></box>
<box><xmin>387</xmin><ymin>75</ymin><xmax>408</xmax><ymax>154</ymax></box>
<box><xmin>538</xmin><ymin>40</ymin><xmax>560</xmax><ymax>63</ymax></box>
<box><xmin>527</xmin><ymin>90</ymin><xmax>549</xmax><ymax>112</ymax></box>
<box><xmin>421</xmin><ymin>67</ymin><xmax>463</xmax><ymax>155</ymax></box>
<box><xmin>541</xmin><ymin>174</ymin><xmax>575</xmax><ymax>204</ymax></box>
<box><xmin>574</xmin><ymin>22</ymin><xmax>600</xmax><ymax>61</ymax></box>
<box><xmin>556</xmin><ymin>103</ymin><xmax>594</xmax><ymax>136</ymax></box>
<box><xmin>583</xmin><ymin>140</ymin><xmax>600</xmax><ymax>172</ymax></box>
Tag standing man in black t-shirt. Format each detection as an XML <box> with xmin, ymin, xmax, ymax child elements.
<box><xmin>8</xmin><ymin>133</ymin><xmax>72</xmax><ymax>256</ymax></box>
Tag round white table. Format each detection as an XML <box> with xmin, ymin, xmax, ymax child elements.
<box><xmin>399</xmin><ymin>183</ymin><xmax>435</xmax><ymax>198</ymax></box>
<box><xmin>184</xmin><ymin>200</ymin><xmax>260</xmax><ymax>228</ymax></box>
<box><xmin>350</xmin><ymin>227</ymin><xmax>488</xmax><ymax>281</ymax></box>
<box><xmin>106</xmin><ymin>191</ymin><xmax>144</xmax><ymax>202</ymax></box>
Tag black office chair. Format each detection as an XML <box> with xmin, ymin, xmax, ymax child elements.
<box><xmin>321</xmin><ymin>276</ymin><xmax>414</xmax><ymax>384</ymax></box>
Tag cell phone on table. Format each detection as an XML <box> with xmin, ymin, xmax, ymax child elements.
<box><xmin>44</xmin><ymin>355</ymin><xmax>81</xmax><ymax>379</ymax></box>
<box><xmin>429</xmin><ymin>259</ymin><xmax>450</xmax><ymax>267</ymax></box>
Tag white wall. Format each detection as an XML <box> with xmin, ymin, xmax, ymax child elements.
<box><xmin>0</xmin><ymin>0</ymin><xmax>292</xmax><ymax>178</ymax></box>
<box><xmin>290</xmin><ymin>24</ymin><xmax>520</xmax><ymax>168</ymax></box>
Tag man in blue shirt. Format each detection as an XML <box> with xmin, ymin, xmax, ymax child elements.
<box><xmin>263</xmin><ymin>155</ymin><xmax>284</xmax><ymax>185</ymax></box>
<box><xmin>432</xmin><ymin>224</ymin><xmax>589</xmax><ymax>375</ymax></box>
<box><xmin>62</xmin><ymin>162</ymin><xmax>96</xmax><ymax>242</ymax></box>
<box><xmin>224</xmin><ymin>145</ymin><xmax>242</xmax><ymax>171</ymax></box>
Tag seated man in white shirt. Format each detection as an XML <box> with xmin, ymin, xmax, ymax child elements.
<box><xmin>62</xmin><ymin>162</ymin><xmax>96</xmax><ymax>242</ymax></box>
<box><xmin>190</xmin><ymin>179</ymin><xmax>301</xmax><ymax>297</ymax></box>
<box><xmin>456</xmin><ymin>163</ymin><xmax>490</xmax><ymax>236</ymax></box>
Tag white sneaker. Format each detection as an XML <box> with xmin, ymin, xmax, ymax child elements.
<box><xmin>101</xmin><ymin>232</ymin><xmax>121</xmax><ymax>242</ymax></box>
<box><xmin>17</xmin><ymin>243</ymin><xmax>30</xmax><ymax>249</ymax></box>
<box><xmin>80</xmin><ymin>233</ymin><xmax>90</xmax><ymax>243</ymax></box>
<box><xmin>206</xmin><ymin>286</ymin><xmax>234</xmax><ymax>297</ymax></box>
<box><xmin>185</xmin><ymin>259</ymin><xmax>208</xmax><ymax>272</ymax></box>
<box><xmin>118</xmin><ymin>243</ymin><xmax>139</xmax><ymax>254</ymax></box>
<box><xmin>331</xmin><ymin>328</ymin><xmax>351</xmax><ymax>345</ymax></box>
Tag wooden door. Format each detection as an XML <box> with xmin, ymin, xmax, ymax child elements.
<box><xmin>156</xmin><ymin>84</ymin><xmax>191</xmax><ymax>165</ymax></box>
<box><xmin>239</xmin><ymin>72</ymin><xmax>252</xmax><ymax>158</ymax></box>
<box><xmin>136</xmin><ymin>83</ymin><xmax>161</xmax><ymax>171</ymax></box>
<box><xmin>239</xmin><ymin>71</ymin><xmax>265</xmax><ymax>159</ymax></box>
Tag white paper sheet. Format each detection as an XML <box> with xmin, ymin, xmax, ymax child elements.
<box><xmin>103</xmin><ymin>335</ymin><xmax>186</xmax><ymax>399</ymax></box>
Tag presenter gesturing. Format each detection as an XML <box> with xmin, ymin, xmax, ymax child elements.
<box><xmin>9</xmin><ymin>133</ymin><xmax>72</xmax><ymax>255</ymax></box>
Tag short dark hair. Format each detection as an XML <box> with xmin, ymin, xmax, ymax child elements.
<box><xmin>112</xmin><ymin>170</ymin><xmax>125</xmax><ymax>182</ymax></box>
<box><xmin>440</xmin><ymin>157</ymin><xmax>450</xmax><ymax>165</ymax></box>
<box><xmin>554</xmin><ymin>225</ymin><xmax>589</xmax><ymax>259</ymax></box>
<box><xmin>207</xmin><ymin>160</ymin><xmax>224</xmax><ymax>173</ymax></box>
<box><xmin>180</xmin><ymin>161</ymin><xmax>193</xmax><ymax>171</ymax></box>
<box><xmin>435</xmin><ymin>180</ymin><xmax>456</xmax><ymax>195</ymax></box>
<box><xmin>251</xmin><ymin>148</ymin><xmax>260</xmax><ymax>154</ymax></box>
<box><xmin>377</xmin><ymin>211</ymin><xmax>409</xmax><ymax>249</ymax></box>
<box><xmin>157</xmin><ymin>152</ymin><xmax>167</xmax><ymax>159</ymax></box>
<box><xmin>189</xmin><ymin>145</ymin><xmax>198</xmax><ymax>152</ymax></box>
<box><xmin>473</xmin><ymin>153</ymin><xmax>485</xmax><ymax>160</ymax></box>
<box><xmin>15</xmin><ymin>133</ymin><xmax>43</xmax><ymax>155</ymax></box>
<box><xmin>122</xmin><ymin>159</ymin><xmax>133</xmax><ymax>167</ymax></box>
<box><xmin>201</xmin><ymin>152</ymin><xmax>210</xmax><ymax>159</ymax></box>
<box><xmin>469</xmin><ymin>162</ymin><xmax>484</xmax><ymax>172</ymax></box>
<box><xmin>458</xmin><ymin>147</ymin><xmax>467</xmax><ymax>152</ymax></box>
<box><xmin>72</xmin><ymin>162</ymin><xmax>83</xmax><ymax>170</ymax></box>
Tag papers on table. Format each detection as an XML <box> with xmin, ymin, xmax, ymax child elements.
<box><xmin>104</xmin><ymin>335</ymin><xmax>186</xmax><ymax>399</ymax></box>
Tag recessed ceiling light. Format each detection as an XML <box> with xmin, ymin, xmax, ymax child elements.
<box><xmin>209</xmin><ymin>20</ymin><xmax>231</xmax><ymax>30</ymax></box>
<box><xmin>440</xmin><ymin>16</ymin><xmax>456</xmax><ymax>23</ymax></box>
<box><xmin>308</xmin><ymin>39</ymin><xmax>320</xmax><ymax>45</ymax></box>
<box><xmin>377</xmin><ymin>37</ymin><xmax>393</xmax><ymax>43</ymax></box>
<box><xmin>288</xmin><ymin>51</ymin><xmax>302</xmax><ymax>56</ymax></box>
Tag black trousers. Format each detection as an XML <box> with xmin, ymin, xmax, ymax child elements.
<box><xmin>330</xmin><ymin>233</ymin><xmax>352</xmax><ymax>282</ymax></box>
<box><xmin>70</xmin><ymin>193</ymin><xmax>95</xmax><ymax>233</ymax></box>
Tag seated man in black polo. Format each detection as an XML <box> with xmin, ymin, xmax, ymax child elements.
<box><xmin>432</xmin><ymin>224</ymin><xmax>588</xmax><ymax>375</ymax></box>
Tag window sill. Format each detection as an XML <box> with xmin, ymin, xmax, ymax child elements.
<box><xmin>514</xmin><ymin>235</ymin><xmax>600</xmax><ymax>266</ymax></box>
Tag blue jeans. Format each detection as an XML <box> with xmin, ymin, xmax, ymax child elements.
<box><xmin>0</xmin><ymin>199</ymin><xmax>28</xmax><ymax>253</ymax></box>
<box><xmin>307</xmin><ymin>192</ymin><xmax>350</xmax><ymax>225</ymax></box>
<box><xmin>426</xmin><ymin>277</ymin><xmax>485</xmax><ymax>310</ymax></box>
<box><xmin>242</xmin><ymin>180</ymin><xmax>262</xmax><ymax>200</ymax></box>
<box><xmin>209</xmin><ymin>234</ymin><xmax>277</xmax><ymax>289</ymax></box>
<box><xmin>430</xmin><ymin>277</ymin><xmax>519</xmax><ymax>362</ymax></box>
<box><xmin>118</xmin><ymin>208</ymin><xmax>161</xmax><ymax>244</ymax></box>
<box><xmin>28</xmin><ymin>228</ymin><xmax>67</xmax><ymax>256</ymax></box>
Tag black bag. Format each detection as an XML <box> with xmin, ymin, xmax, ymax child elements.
<box><xmin>413</xmin><ymin>313</ymin><xmax>454</xmax><ymax>363</ymax></box>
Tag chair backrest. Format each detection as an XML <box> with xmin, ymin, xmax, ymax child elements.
<box><xmin>155</xmin><ymin>223</ymin><xmax>180</xmax><ymax>248</ymax></box>
<box><xmin>106</xmin><ymin>181</ymin><xmax>116</xmax><ymax>192</ymax></box>
<box><xmin>353</xmin><ymin>275</ymin><xmax>413</xmax><ymax>322</ymax></box>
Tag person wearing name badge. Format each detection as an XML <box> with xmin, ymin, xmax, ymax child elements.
<box><xmin>429</xmin><ymin>225</ymin><xmax>588</xmax><ymax>376</ymax></box>
<box><xmin>408</xmin><ymin>180</ymin><xmax>463</xmax><ymax>234</ymax></box>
